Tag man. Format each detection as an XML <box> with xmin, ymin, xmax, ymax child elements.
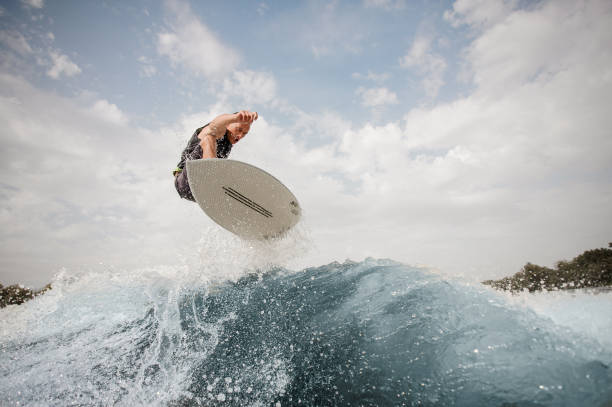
<box><xmin>173</xmin><ymin>110</ymin><xmax>258</xmax><ymax>201</ymax></box>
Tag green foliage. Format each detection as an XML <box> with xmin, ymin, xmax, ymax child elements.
<box><xmin>0</xmin><ymin>283</ymin><xmax>52</xmax><ymax>308</ymax></box>
<box><xmin>483</xmin><ymin>244</ymin><xmax>612</xmax><ymax>292</ymax></box>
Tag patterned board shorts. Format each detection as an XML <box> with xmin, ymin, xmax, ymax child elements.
<box><xmin>174</xmin><ymin>170</ymin><xmax>196</xmax><ymax>202</ymax></box>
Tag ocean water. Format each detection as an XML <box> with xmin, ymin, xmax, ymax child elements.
<box><xmin>1</xmin><ymin>233</ymin><xmax>611</xmax><ymax>406</ymax></box>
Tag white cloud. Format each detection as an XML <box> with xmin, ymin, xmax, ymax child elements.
<box><xmin>89</xmin><ymin>100</ymin><xmax>128</xmax><ymax>125</ymax></box>
<box><xmin>0</xmin><ymin>31</ymin><xmax>33</xmax><ymax>56</ymax></box>
<box><xmin>21</xmin><ymin>0</ymin><xmax>44</xmax><ymax>9</ymax></box>
<box><xmin>140</xmin><ymin>65</ymin><xmax>157</xmax><ymax>78</ymax></box>
<box><xmin>444</xmin><ymin>0</ymin><xmax>517</xmax><ymax>29</ymax></box>
<box><xmin>157</xmin><ymin>0</ymin><xmax>240</xmax><ymax>78</ymax></box>
<box><xmin>356</xmin><ymin>87</ymin><xmax>399</xmax><ymax>107</ymax></box>
<box><xmin>222</xmin><ymin>70</ymin><xmax>278</xmax><ymax>107</ymax></box>
<box><xmin>286</xmin><ymin>109</ymin><xmax>353</xmax><ymax>147</ymax></box>
<box><xmin>352</xmin><ymin>70</ymin><xmax>391</xmax><ymax>83</ymax></box>
<box><xmin>257</xmin><ymin>2</ymin><xmax>269</xmax><ymax>16</ymax></box>
<box><xmin>46</xmin><ymin>50</ymin><xmax>81</xmax><ymax>79</ymax></box>
<box><xmin>363</xmin><ymin>0</ymin><xmax>406</xmax><ymax>10</ymax></box>
<box><xmin>0</xmin><ymin>32</ymin><xmax>82</xmax><ymax>82</ymax></box>
<box><xmin>137</xmin><ymin>56</ymin><xmax>157</xmax><ymax>78</ymax></box>
<box><xmin>462</xmin><ymin>0</ymin><xmax>612</xmax><ymax>95</ymax></box>
<box><xmin>400</xmin><ymin>35</ymin><xmax>447</xmax><ymax>99</ymax></box>
<box><xmin>0</xmin><ymin>73</ymin><xmax>198</xmax><ymax>285</ymax></box>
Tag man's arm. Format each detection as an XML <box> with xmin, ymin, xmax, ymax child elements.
<box><xmin>198</xmin><ymin>111</ymin><xmax>258</xmax><ymax>159</ymax></box>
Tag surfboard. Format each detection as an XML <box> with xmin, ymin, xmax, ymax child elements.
<box><xmin>186</xmin><ymin>159</ymin><xmax>302</xmax><ymax>240</ymax></box>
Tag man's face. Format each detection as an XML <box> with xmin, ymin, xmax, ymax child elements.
<box><xmin>227</xmin><ymin>122</ymin><xmax>250</xmax><ymax>144</ymax></box>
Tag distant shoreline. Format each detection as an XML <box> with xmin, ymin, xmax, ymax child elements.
<box><xmin>0</xmin><ymin>283</ymin><xmax>51</xmax><ymax>308</ymax></box>
<box><xmin>483</xmin><ymin>243</ymin><xmax>611</xmax><ymax>293</ymax></box>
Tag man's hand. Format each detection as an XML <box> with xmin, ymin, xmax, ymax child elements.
<box><xmin>235</xmin><ymin>110</ymin><xmax>258</xmax><ymax>124</ymax></box>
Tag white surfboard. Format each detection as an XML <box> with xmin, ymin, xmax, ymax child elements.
<box><xmin>186</xmin><ymin>159</ymin><xmax>302</xmax><ymax>240</ymax></box>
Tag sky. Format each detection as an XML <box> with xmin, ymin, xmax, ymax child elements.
<box><xmin>0</xmin><ymin>0</ymin><xmax>611</xmax><ymax>286</ymax></box>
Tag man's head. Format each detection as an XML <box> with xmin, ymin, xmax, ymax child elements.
<box><xmin>226</xmin><ymin>122</ymin><xmax>250</xmax><ymax>144</ymax></box>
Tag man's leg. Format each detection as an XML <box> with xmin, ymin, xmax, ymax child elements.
<box><xmin>174</xmin><ymin>171</ymin><xmax>196</xmax><ymax>202</ymax></box>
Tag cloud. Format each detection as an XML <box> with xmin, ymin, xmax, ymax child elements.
<box><xmin>444</xmin><ymin>0</ymin><xmax>517</xmax><ymax>29</ymax></box>
<box><xmin>21</xmin><ymin>0</ymin><xmax>44</xmax><ymax>9</ymax></box>
<box><xmin>363</xmin><ymin>0</ymin><xmax>406</xmax><ymax>10</ymax></box>
<box><xmin>352</xmin><ymin>71</ymin><xmax>391</xmax><ymax>83</ymax></box>
<box><xmin>0</xmin><ymin>73</ymin><xmax>200</xmax><ymax>285</ymax></box>
<box><xmin>137</xmin><ymin>56</ymin><xmax>157</xmax><ymax>78</ymax></box>
<box><xmin>0</xmin><ymin>30</ymin><xmax>81</xmax><ymax>81</ymax></box>
<box><xmin>140</xmin><ymin>65</ymin><xmax>157</xmax><ymax>78</ymax></box>
<box><xmin>257</xmin><ymin>2</ymin><xmax>269</xmax><ymax>16</ymax></box>
<box><xmin>0</xmin><ymin>31</ymin><xmax>33</xmax><ymax>56</ymax></box>
<box><xmin>89</xmin><ymin>100</ymin><xmax>128</xmax><ymax>125</ymax></box>
<box><xmin>400</xmin><ymin>35</ymin><xmax>447</xmax><ymax>99</ymax></box>
<box><xmin>157</xmin><ymin>0</ymin><xmax>240</xmax><ymax>78</ymax></box>
<box><xmin>222</xmin><ymin>70</ymin><xmax>278</xmax><ymax>107</ymax></box>
<box><xmin>355</xmin><ymin>87</ymin><xmax>399</xmax><ymax>107</ymax></box>
<box><xmin>46</xmin><ymin>51</ymin><xmax>81</xmax><ymax>79</ymax></box>
<box><xmin>460</xmin><ymin>0</ymin><xmax>612</xmax><ymax>95</ymax></box>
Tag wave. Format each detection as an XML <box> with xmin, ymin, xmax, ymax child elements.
<box><xmin>1</xmin><ymin>253</ymin><xmax>611</xmax><ymax>406</ymax></box>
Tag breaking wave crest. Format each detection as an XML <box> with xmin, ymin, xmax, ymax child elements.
<box><xmin>1</xmin><ymin>232</ymin><xmax>611</xmax><ymax>406</ymax></box>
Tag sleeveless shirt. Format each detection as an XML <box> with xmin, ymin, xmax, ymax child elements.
<box><xmin>176</xmin><ymin>123</ymin><xmax>233</xmax><ymax>173</ymax></box>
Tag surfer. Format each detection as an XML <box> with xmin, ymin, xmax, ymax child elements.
<box><xmin>173</xmin><ymin>110</ymin><xmax>258</xmax><ymax>201</ymax></box>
